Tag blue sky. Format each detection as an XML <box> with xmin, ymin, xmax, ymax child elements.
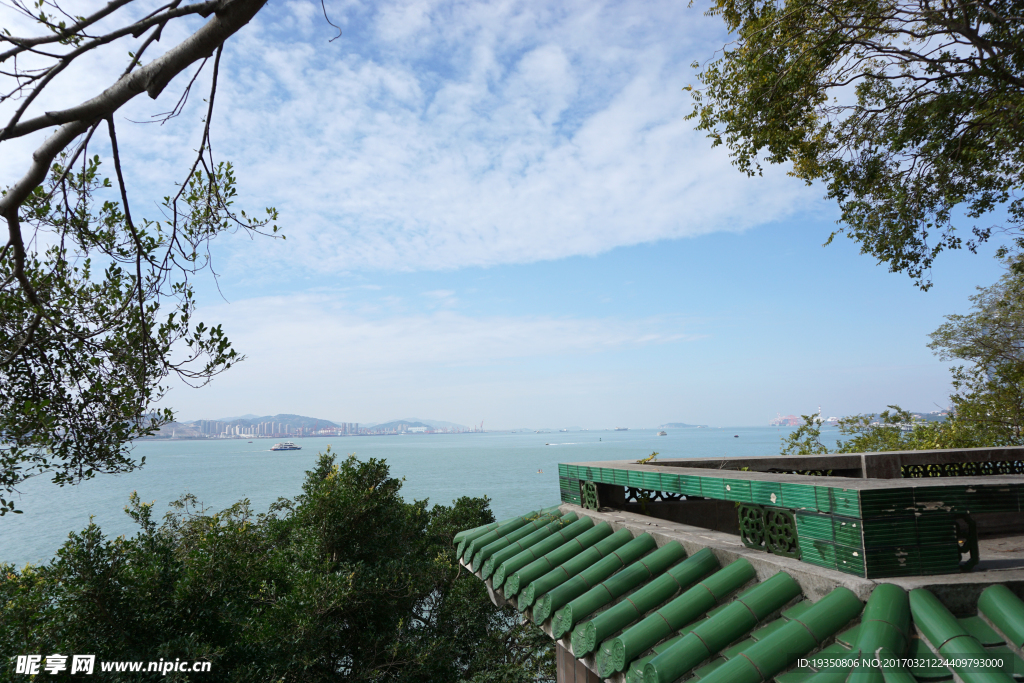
<box><xmin>0</xmin><ymin>0</ymin><xmax>1009</xmax><ymax>427</ymax></box>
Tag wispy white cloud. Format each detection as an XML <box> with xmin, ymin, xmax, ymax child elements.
<box><xmin>168</xmin><ymin>290</ymin><xmax>706</xmax><ymax>422</ymax></box>
<box><xmin>200</xmin><ymin>0</ymin><xmax>823</xmax><ymax>274</ymax></box>
<box><xmin>2</xmin><ymin>0</ymin><xmax>823</xmax><ymax>277</ymax></box>
<box><xmin>195</xmin><ymin>292</ymin><xmax>701</xmax><ymax>369</ymax></box>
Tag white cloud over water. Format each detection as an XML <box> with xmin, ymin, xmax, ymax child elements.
<box><xmin>1</xmin><ymin>0</ymin><xmax>824</xmax><ymax>276</ymax></box>
<box><xmin>199</xmin><ymin>0</ymin><xmax>822</xmax><ymax>274</ymax></box>
<box><xmin>194</xmin><ymin>292</ymin><xmax>701</xmax><ymax>369</ymax></box>
<box><xmin>167</xmin><ymin>291</ymin><xmax>707</xmax><ymax>422</ymax></box>
<box><xmin>0</xmin><ymin>0</ymin><xmax>829</xmax><ymax>282</ymax></box>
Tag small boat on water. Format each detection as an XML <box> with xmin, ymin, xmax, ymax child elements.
<box><xmin>658</xmin><ymin>431</ymin><xmax>667</xmax><ymax>436</ymax></box>
<box><xmin>270</xmin><ymin>442</ymin><xmax>301</xmax><ymax>451</ymax></box>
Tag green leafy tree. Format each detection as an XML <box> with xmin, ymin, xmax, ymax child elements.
<box><xmin>0</xmin><ymin>450</ymin><xmax>555</xmax><ymax>682</ymax></box>
<box><xmin>780</xmin><ymin>404</ymin><xmax>1018</xmax><ymax>455</ymax></box>
<box><xmin>929</xmin><ymin>264</ymin><xmax>1024</xmax><ymax>443</ymax></box>
<box><xmin>0</xmin><ymin>0</ymin><xmax>278</xmax><ymax>514</ymax></box>
<box><xmin>780</xmin><ymin>408</ymin><xmax>933</xmax><ymax>455</ymax></box>
<box><xmin>689</xmin><ymin>0</ymin><xmax>1024</xmax><ymax>289</ymax></box>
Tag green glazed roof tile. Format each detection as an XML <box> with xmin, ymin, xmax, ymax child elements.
<box><xmin>706</xmin><ymin>602</ymin><xmax>730</xmax><ymax>618</ymax></box>
<box><xmin>795</xmin><ymin>512</ymin><xmax>834</xmax><ymax>541</ymax></box>
<box><xmin>781</xmin><ymin>483</ymin><xmax>817</xmax><ymax>510</ymax></box>
<box><xmin>692</xmin><ymin>655</ymin><xmax>727</xmax><ymax>678</ymax></box>
<box><xmin>751</xmin><ymin>481</ymin><xmax>782</xmax><ymax>506</ymax></box>
<box><xmin>724</xmin><ymin>479</ymin><xmax>752</xmax><ymax>502</ymax></box>
<box><xmin>701</xmin><ymin>477</ymin><xmax>726</xmax><ymax>499</ymax></box>
<box><xmin>833</xmin><ymin>517</ymin><xmax>863</xmax><ymax>547</ymax></box>
<box><xmin>986</xmin><ymin>645</ymin><xmax>1024</xmax><ymax>679</ymax></box>
<box><xmin>679</xmin><ymin>474</ymin><xmax>702</xmax><ymax>496</ymax></box>
<box><xmin>660</xmin><ymin>472</ymin><xmax>682</xmax><ymax>494</ymax></box>
<box><xmin>781</xmin><ymin>600</ymin><xmax>814</xmax><ymax>620</ymax></box>
<box><xmin>721</xmin><ymin>637</ymin><xmax>756</xmax><ymax>660</ymax></box>
<box><xmin>836</xmin><ymin>623</ymin><xmax>862</xmax><ymax>648</ymax></box>
<box><xmin>913</xmin><ymin>486</ymin><xmax>970</xmax><ymax>513</ymax></box>
<box><xmin>455</xmin><ymin>489</ymin><xmax>1024</xmax><ymax>683</ymax></box>
<box><xmin>907</xmin><ymin>637</ymin><xmax>953</xmax><ymax>681</ymax></box>
<box><xmin>966</xmin><ymin>485</ymin><xmax>1019</xmax><ymax>513</ymax></box>
<box><xmin>831</xmin><ymin>488</ymin><xmax>860</xmax><ymax>517</ymax></box>
<box><xmin>679</xmin><ymin>617</ymin><xmax>708</xmax><ymax>635</ymax></box>
<box><xmin>815</xmin><ymin>641</ymin><xmax>851</xmax><ymax>657</ymax></box>
<box><xmin>815</xmin><ymin>486</ymin><xmax>833</xmax><ymax>513</ymax></box>
<box><xmin>775</xmin><ymin>667</ymin><xmax>816</xmax><ymax>683</ymax></box>
<box><xmin>641</xmin><ymin>471</ymin><xmax>662</xmax><ymax>490</ymax></box>
<box><xmin>860</xmin><ymin>489</ymin><xmax>916</xmax><ymax>517</ymax></box>
<box><xmin>960</xmin><ymin>616</ymin><xmax>1005</xmax><ymax>646</ymax></box>
<box><xmin>750</xmin><ymin>617</ymin><xmax>788</xmax><ymax>641</ymax></box>
<box><xmin>800</xmin><ymin>539</ymin><xmax>837</xmax><ymax>570</ymax></box>
<box><xmin>835</xmin><ymin>544</ymin><xmax>865</xmax><ymax>576</ymax></box>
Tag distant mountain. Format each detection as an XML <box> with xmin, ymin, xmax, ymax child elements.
<box><xmin>169</xmin><ymin>414</ymin><xmax>482</xmax><ymax>438</ymax></box>
<box><xmin>660</xmin><ymin>422</ymin><xmax>708</xmax><ymax>428</ymax></box>
<box><xmin>367</xmin><ymin>420</ymin><xmax>433</xmax><ymax>433</ymax></box>
<box><xmin>263</xmin><ymin>414</ymin><xmax>341</xmax><ymax>428</ymax></box>
<box><xmin>361</xmin><ymin>418</ymin><xmax>478</xmax><ymax>433</ymax></box>
<box><xmin>395</xmin><ymin>417</ymin><xmax>469</xmax><ymax>430</ymax></box>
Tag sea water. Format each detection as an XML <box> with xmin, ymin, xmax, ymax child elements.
<box><xmin>0</xmin><ymin>426</ymin><xmax>815</xmax><ymax>567</ymax></box>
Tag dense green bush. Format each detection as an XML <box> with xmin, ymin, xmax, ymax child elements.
<box><xmin>1</xmin><ymin>450</ymin><xmax>554</xmax><ymax>682</ymax></box>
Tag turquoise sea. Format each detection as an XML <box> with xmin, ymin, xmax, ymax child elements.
<box><xmin>1</xmin><ymin>426</ymin><xmax>815</xmax><ymax>567</ymax></box>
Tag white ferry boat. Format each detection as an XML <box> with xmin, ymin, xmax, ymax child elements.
<box><xmin>270</xmin><ymin>442</ymin><xmax>301</xmax><ymax>451</ymax></box>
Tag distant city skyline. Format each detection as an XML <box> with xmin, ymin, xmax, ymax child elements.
<box><xmin>166</xmin><ymin>408</ymin><xmax>954</xmax><ymax>433</ymax></box>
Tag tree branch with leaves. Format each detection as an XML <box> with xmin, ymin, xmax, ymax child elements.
<box><xmin>689</xmin><ymin>0</ymin><xmax>1024</xmax><ymax>289</ymax></box>
<box><xmin>0</xmin><ymin>0</ymin><xmax>279</xmax><ymax>515</ymax></box>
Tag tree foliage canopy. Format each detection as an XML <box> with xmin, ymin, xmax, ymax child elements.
<box><xmin>690</xmin><ymin>0</ymin><xmax>1024</xmax><ymax>288</ymax></box>
<box><xmin>779</xmin><ymin>406</ymin><xmax>1006</xmax><ymax>456</ymax></box>
<box><xmin>929</xmin><ymin>263</ymin><xmax>1024</xmax><ymax>441</ymax></box>
<box><xmin>0</xmin><ymin>451</ymin><xmax>555</xmax><ymax>683</ymax></box>
<box><xmin>0</xmin><ymin>0</ymin><xmax>277</xmax><ymax>514</ymax></box>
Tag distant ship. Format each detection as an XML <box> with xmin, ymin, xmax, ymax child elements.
<box><xmin>270</xmin><ymin>442</ymin><xmax>301</xmax><ymax>451</ymax></box>
<box><xmin>615</xmin><ymin>427</ymin><xmax>628</xmax><ymax>431</ymax></box>
<box><xmin>658</xmin><ymin>431</ymin><xmax>667</xmax><ymax>436</ymax></box>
